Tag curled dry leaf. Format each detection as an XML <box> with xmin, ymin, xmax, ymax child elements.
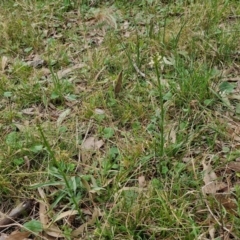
<box><xmin>114</xmin><ymin>70</ymin><xmax>123</xmax><ymax>97</ymax></box>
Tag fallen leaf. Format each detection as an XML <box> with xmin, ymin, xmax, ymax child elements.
<box><xmin>82</xmin><ymin>137</ymin><xmax>104</xmax><ymax>150</ymax></box>
<box><xmin>6</xmin><ymin>231</ymin><xmax>30</xmax><ymax>240</ymax></box>
<box><xmin>215</xmin><ymin>194</ymin><xmax>237</xmax><ymax>214</ymax></box>
<box><xmin>95</xmin><ymin>139</ymin><xmax>104</xmax><ymax>149</ymax></box>
<box><xmin>45</xmin><ymin>225</ymin><xmax>65</xmax><ymax>238</ymax></box>
<box><xmin>0</xmin><ymin>200</ymin><xmax>33</xmax><ymax>228</ymax></box>
<box><xmin>27</xmin><ymin>54</ymin><xmax>44</xmax><ymax>68</ymax></box>
<box><xmin>21</xmin><ymin>108</ymin><xmax>35</xmax><ymax>115</ymax></box>
<box><xmin>37</xmin><ymin>188</ymin><xmax>64</xmax><ymax>238</ymax></box>
<box><xmin>72</xmin><ymin>208</ymin><xmax>100</xmax><ymax>237</ymax></box>
<box><xmin>1</xmin><ymin>56</ymin><xmax>8</xmax><ymax>71</ymax></box>
<box><xmin>40</xmin><ymin>67</ymin><xmax>51</xmax><ymax>77</ymax></box>
<box><xmin>13</xmin><ymin>123</ymin><xmax>26</xmax><ymax>132</ymax></box>
<box><xmin>39</xmin><ymin>202</ymin><xmax>49</xmax><ymax>228</ymax></box>
<box><xmin>56</xmin><ymin>108</ymin><xmax>71</xmax><ymax>127</ymax></box>
<box><xmin>228</xmin><ymin>161</ymin><xmax>240</xmax><ymax>172</ymax></box>
<box><xmin>0</xmin><ymin>233</ymin><xmax>8</xmax><ymax>240</ymax></box>
<box><xmin>202</xmin><ymin>161</ymin><xmax>217</xmax><ymax>183</ymax></box>
<box><xmin>208</xmin><ymin>225</ymin><xmax>215</xmax><ymax>240</ymax></box>
<box><xmin>202</xmin><ymin>162</ymin><xmax>227</xmax><ymax>194</ymax></box>
<box><xmin>57</xmin><ymin>63</ymin><xmax>86</xmax><ymax>79</ymax></box>
<box><xmin>138</xmin><ymin>176</ymin><xmax>146</xmax><ymax>188</ymax></box>
<box><xmin>114</xmin><ymin>70</ymin><xmax>123</xmax><ymax>97</ymax></box>
<box><xmin>169</xmin><ymin>127</ymin><xmax>176</xmax><ymax>144</ymax></box>
<box><xmin>53</xmin><ymin>210</ymin><xmax>78</xmax><ymax>222</ymax></box>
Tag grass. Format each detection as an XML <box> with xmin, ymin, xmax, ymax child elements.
<box><xmin>1</xmin><ymin>0</ymin><xmax>240</xmax><ymax>239</ymax></box>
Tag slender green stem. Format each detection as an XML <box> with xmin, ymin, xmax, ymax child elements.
<box><xmin>38</xmin><ymin>125</ymin><xmax>82</xmax><ymax>217</ymax></box>
<box><xmin>154</xmin><ymin>59</ymin><xmax>164</xmax><ymax>157</ymax></box>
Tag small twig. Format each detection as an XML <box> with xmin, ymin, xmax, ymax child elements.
<box><xmin>133</xmin><ymin>62</ymin><xmax>146</xmax><ymax>78</ymax></box>
<box><xmin>0</xmin><ymin>200</ymin><xmax>33</xmax><ymax>229</ymax></box>
<box><xmin>75</xmin><ymin>119</ymin><xmax>93</xmax><ymax>172</ymax></box>
<box><xmin>81</xmin><ymin>119</ymin><xmax>93</xmax><ymax>147</ymax></box>
<box><xmin>204</xmin><ymin>198</ymin><xmax>235</xmax><ymax>237</ymax></box>
<box><xmin>94</xmin><ymin>66</ymin><xmax>106</xmax><ymax>81</ymax></box>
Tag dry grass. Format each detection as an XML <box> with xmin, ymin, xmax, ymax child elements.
<box><xmin>1</xmin><ymin>0</ymin><xmax>240</xmax><ymax>239</ymax></box>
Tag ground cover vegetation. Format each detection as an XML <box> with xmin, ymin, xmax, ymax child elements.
<box><xmin>1</xmin><ymin>0</ymin><xmax>240</xmax><ymax>239</ymax></box>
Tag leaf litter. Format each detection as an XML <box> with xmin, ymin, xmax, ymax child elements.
<box><xmin>2</xmin><ymin>1</ymin><xmax>240</xmax><ymax>239</ymax></box>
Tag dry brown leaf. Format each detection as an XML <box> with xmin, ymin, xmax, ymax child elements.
<box><xmin>1</xmin><ymin>56</ymin><xmax>8</xmax><ymax>71</ymax></box>
<box><xmin>202</xmin><ymin>179</ymin><xmax>227</xmax><ymax>194</ymax></box>
<box><xmin>81</xmin><ymin>177</ymin><xmax>91</xmax><ymax>192</ymax></box>
<box><xmin>81</xmin><ymin>209</ymin><xmax>92</xmax><ymax>215</ymax></box>
<box><xmin>215</xmin><ymin>194</ymin><xmax>237</xmax><ymax>214</ymax></box>
<box><xmin>202</xmin><ymin>162</ymin><xmax>227</xmax><ymax>194</ymax></box>
<box><xmin>13</xmin><ymin>123</ymin><xmax>26</xmax><ymax>132</ymax></box>
<box><xmin>95</xmin><ymin>139</ymin><xmax>104</xmax><ymax>149</ymax></box>
<box><xmin>114</xmin><ymin>70</ymin><xmax>123</xmax><ymax>97</ymax></box>
<box><xmin>82</xmin><ymin>137</ymin><xmax>96</xmax><ymax>150</ymax></box>
<box><xmin>169</xmin><ymin>127</ymin><xmax>176</xmax><ymax>144</ymax></box>
<box><xmin>138</xmin><ymin>176</ymin><xmax>146</xmax><ymax>188</ymax></box>
<box><xmin>208</xmin><ymin>225</ymin><xmax>215</xmax><ymax>240</ymax></box>
<box><xmin>45</xmin><ymin>225</ymin><xmax>65</xmax><ymax>238</ymax></box>
<box><xmin>202</xmin><ymin>162</ymin><xmax>217</xmax><ymax>183</ymax></box>
<box><xmin>53</xmin><ymin>210</ymin><xmax>78</xmax><ymax>223</ymax></box>
<box><xmin>57</xmin><ymin>63</ymin><xmax>86</xmax><ymax>79</ymax></box>
<box><xmin>82</xmin><ymin>137</ymin><xmax>104</xmax><ymax>150</ymax></box>
<box><xmin>40</xmin><ymin>68</ymin><xmax>51</xmax><ymax>77</ymax></box>
<box><xmin>0</xmin><ymin>233</ymin><xmax>8</xmax><ymax>240</ymax></box>
<box><xmin>6</xmin><ymin>231</ymin><xmax>30</xmax><ymax>240</ymax></box>
<box><xmin>39</xmin><ymin>202</ymin><xmax>49</xmax><ymax>228</ymax></box>
<box><xmin>56</xmin><ymin>108</ymin><xmax>71</xmax><ymax>127</ymax></box>
<box><xmin>21</xmin><ymin>108</ymin><xmax>35</xmax><ymax>115</ymax></box>
<box><xmin>72</xmin><ymin>208</ymin><xmax>100</xmax><ymax>237</ymax></box>
<box><xmin>27</xmin><ymin>54</ymin><xmax>44</xmax><ymax>68</ymax></box>
<box><xmin>37</xmin><ymin>188</ymin><xmax>64</xmax><ymax>238</ymax></box>
<box><xmin>0</xmin><ymin>200</ymin><xmax>33</xmax><ymax>228</ymax></box>
<box><xmin>228</xmin><ymin>161</ymin><xmax>240</xmax><ymax>172</ymax></box>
